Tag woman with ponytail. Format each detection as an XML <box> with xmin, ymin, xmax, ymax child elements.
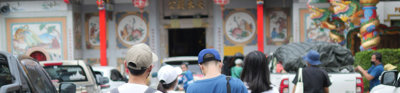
<box><xmin>157</xmin><ymin>65</ymin><xmax>182</xmax><ymax>93</ymax></box>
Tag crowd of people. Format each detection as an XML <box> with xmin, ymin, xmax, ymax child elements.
<box><xmin>108</xmin><ymin>43</ymin><xmax>385</xmax><ymax>93</ymax></box>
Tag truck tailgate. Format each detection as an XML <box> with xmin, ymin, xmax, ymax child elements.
<box><xmin>328</xmin><ymin>73</ymin><xmax>361</xmax><ymax>93</ymax></box>
<box><xmin>271</xmin><ymin>73</ymin><xmax>361</xmax><ymax>93</ymax></box>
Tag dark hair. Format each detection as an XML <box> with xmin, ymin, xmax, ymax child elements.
<box><xmin>200</xmin><ymin>54</ymin><xmax>220</xmax><ymax>66</ymax></box>
<box><xmin>157</xmin><ymin>79</ymin><xmax>177</xmax><ymax>93</ymax></box>
<box><xmin>372</xmin><ymin>52</ymin><xmax>382</xmax><ymax>62</ymax></box>
<box><xmin>182</xmin><ymin>62</ymin><xmax>189</xmax><ymax>68</ymax></box>
<box><xmin>127</xmin><ymin>62</ymin><xmax>147</xmax><ymax>76</ymax></box>
<box><xmin>241</xmin><ymin>51</ymin><xmax>272</xmax><ymax>92</ymax></box>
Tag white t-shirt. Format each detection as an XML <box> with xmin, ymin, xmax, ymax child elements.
<box><xmin>111</xmin><ymin>83</ymin><xmax>162</xmax><ymax>93</ymax></box>
<box><xmin>245</xmin><ymin>82</ymin><xmax>279</xmax><ymax>93</ymax></box>
<box><xmin>166</xmin><ymin>90</ymin><xmax>179</xmax><ymax>93</ymax></box>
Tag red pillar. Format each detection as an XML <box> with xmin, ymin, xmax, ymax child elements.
<box><xmin>98</xmin><ymin>1</ymin><xmax>107</xmax><ymax>66</ymax></box>
<box><xmin>257</xmin><ymin>1</ymin><xmax>264</xmax><ymax>52</ymax></box>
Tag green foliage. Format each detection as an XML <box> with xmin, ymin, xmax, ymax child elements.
<box><xmin>354</xmin><ymin>48</ymin><xmax>400</xmax><ymax>92</ymax></box>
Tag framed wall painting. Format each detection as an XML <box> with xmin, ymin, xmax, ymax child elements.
<box><xmin>266</xmin><ymin>8</ymin><xmax>291</xmax><ymax>45</ymax></box>
<box><xmin>299</xmin><ymin>9</ymin><xmax>330</xmax><ymax>42</ymax></box>
<box><xmin>85</xmin><ymin>13</ymin><xmax>108</xmax><ymax>49</ymax></box>
<box><xmin>223</xmin><ymin>8</ymin><xmax>257</xmax><ymax>46</ymax></box>
<box><xmin>6</xmin><ymin>17</ymin><xmax>67</xmax><ymax>60</ymax></box>
<box><xmin>115</xmin><ymin>12</ymin><xmax>149</xmax><ymax>49</ymax></box>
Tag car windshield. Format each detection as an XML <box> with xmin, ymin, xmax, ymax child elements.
<box><xmin>164</xmin><ymin>60</ymin><xmax>202</xmax><ymax>75</ymax></box>
<box><xmin>44</xmin><ymin>65</ymin><xmax>88</xmax><ymax>82</ymax></box>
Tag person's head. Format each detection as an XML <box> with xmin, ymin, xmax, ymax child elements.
<box><xmin>181</xmin><ymin>62</ymin><xmax>189</xmax><ymax>71</ymax></box>
<box><xmin>241</xmin><ymin>51</ymin><xmax>272</xmax><ymax>92</ymax></box>
<box><xmin>302</xmin><ymin>50</ymin><xmax>321</xmax><ymax>66</ymax></box>
<box><xmin>371</xmin><ymin>52</ymin><xmax>382</xmax><ymax>64</ymax></box>
<box><xmin>157</xmin><ymin>65</ymin><xmax>182</xmax><ymax>93</ymax></box>
<box><xmin>197</xmin><ymin>49</ymin><xmax>222</xmax><ymax>75</ymax></box>
<box><xmin>125</xmin><ymin>43</ymin><xmax>158</xmax><ymax>79</ymax></box>
<box><xmin>234</xmin><ymin>59</ymin><xmax>243</xmax><ymax>66</ymax></box>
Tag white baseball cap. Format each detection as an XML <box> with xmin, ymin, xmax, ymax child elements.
<box><xmin>126</xmin><ymin>43</ymin><xmax>159</xmax><ymax>70</ymax></box>
<box><xmin>157</xmin><ymin>65</ymin><xmax>182</xmax><ymax>84</ymax></box>
<box><xmin>235</xmin><ymin>59</ymin><xmax>243</xmax><ymax>65</ymax></box>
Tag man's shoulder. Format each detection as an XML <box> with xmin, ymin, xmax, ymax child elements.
<box><xmin>189</xmin><ymin>75</ymin><xmax>245</xmax><ymax>86</ymax></box>
<box><xmin>372</xmin><ymin>64</ymin><xmax>384</xmax><ymax>71</ymax></box>
<box><xmin>306</xmin><ymin>67</ymin><xmax>327</xmax><ymax>72</ymax></box>
<box><xmin>377</xmin><ymin>64</ymin><xmax>384</xmax><ymax>69</ymax></box>
<box><xmin>229</xmin><ymin>76</ymin><xmax>245</xmax><ymax>85</ymax></box>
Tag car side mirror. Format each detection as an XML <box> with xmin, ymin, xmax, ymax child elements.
<box><xmin>380</xmin><ymin>71</ymin><xmax>398</xmax><ymax>86</ymax></box>
<box><xmin>59</xmin><ymin>83</ymin><xmax>76</xmax><ymax>93</ymax></box>
<box><xmin>110</xmin><ymin>69</ymin><xmax>127</xmax><ymax>82</ymax></box>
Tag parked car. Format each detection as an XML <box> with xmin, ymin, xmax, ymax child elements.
<box><xmin>0</xmin><ymin>51</ymin><xmax>75</xmax><ymax>93</ymax></box>
<box><xmin>40</xmin><ymin>60</ymin><xmax>109</xmax><ymax>93</ymax></box>
<box><xmin>370</xmin><ymin>70</ymin><xmax>400</xmax><ymax>93</ymax></box>
<box><xmin>92</xmin><ymin>66</ymin><xmax>126</xmax><ymax>93</ymax></box>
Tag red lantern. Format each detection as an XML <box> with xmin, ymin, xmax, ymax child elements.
<box><xmin>132</xmin><ymin>0</ymin><xmax>149</xmax><ymax>13</ymax></box>
<box><xmin>214</xmin><ymin>0</ymin><xmax>230</xmax><ymax>8</ymax></box>
<box><xmin>213</xmin><ymin>0</ymin><xmax>230</xmax><ymax>18</ymax></box>
<box><xmin>64</xmin><ymin>0</ymin><xmax>70</xmax><ymax>4</ymax></box>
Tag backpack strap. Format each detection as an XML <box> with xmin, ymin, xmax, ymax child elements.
<box><xmin>110</xmin><ymin>88</ymin><xmax>119</xmax><ymax>93</ymax></box>
<box><xmin>226</xmin><ymin>76</ymin><xmax>231</xmax><ymax>93</ymax></box>
<box><xmin>144</xmin><ymin>87</ymin><xmax>157</xmax><ymax>93</ymax></box>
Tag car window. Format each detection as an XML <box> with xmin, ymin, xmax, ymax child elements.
<box><xmin>20</xmin><ymin>59</ymin><xmax>56</xmax><ymax>93</ymax></box>
<box><xmin>88</xmin><ymin>65</ymin><xmax>99</xmax><ymax>84</ymax></box>
<box><xmin>0</xmin><ymin>54</ymin><xmax>12</xmax><ymax>88</ymax></box>
<box><xmin>164</xmin><ymin>60</ymin><xmax>202</xmax><ymax>75</ymax></box>
<box><xmin>44</xmin><ymin>65</ymin><xmax>88</xmax><ymax>82</ymax></box>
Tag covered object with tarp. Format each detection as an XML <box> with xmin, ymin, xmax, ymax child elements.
<box><xmin>271</xmin><ymin>42</ymin><xmax>355</xmax><ymax>73</ymax></box>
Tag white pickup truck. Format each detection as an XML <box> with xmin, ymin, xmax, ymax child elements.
<box><xmin>268</xmin><ymin>42</ymin><xmax>364</xmax><ymax>93</ymax></box>
<box><xmin>270</xmin><ymin>72</ymin><xmax>363</xmax><ymax>93</ymax></box>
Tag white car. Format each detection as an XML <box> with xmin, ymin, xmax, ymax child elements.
<box><xmin>92</xmin><ymin>66</ymin><xmax>126</xmax><ymax>93</ymax></box>
<box><xmin>370</xmin><ymin>70</ymin><xmax>400</xmax><ymax>93</ymax></box>
<box><xmin>40</xmin><ymin>60</ymin><xmax>109</xmax><ymax>93</ymax></box>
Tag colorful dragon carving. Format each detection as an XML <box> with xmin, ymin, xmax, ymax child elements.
<box><xmin>308</xmin><ymin>0</ymin><xmax>347</xmax><ymax>45</ymax></box>
<box><xmin>308</xmin><ymin>0</ymin><xmax>380</xmax><ymax>51</ymax></box>
<box><xmin>359</xmin><ymin>0</ymin><xmax>380</xmax><ymax>51</ymax></box>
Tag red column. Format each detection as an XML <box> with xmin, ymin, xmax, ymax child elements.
<box><xmin>257</xmin><ymin>1</ymin><xmax>264</xmax><ymax>52</ymax></box>
<box><xmin>99</xmin><ymin>10</ymin><xmax>107</xmax><ymax>66</ymax></box>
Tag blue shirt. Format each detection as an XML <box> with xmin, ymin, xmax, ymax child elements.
<box><xmin>187</xmin><ymin>74</ymin><xmax>248</xmax><ymax>93</ymax></box>
<box><xmin>367</xmin><ymin>64</ymin><xmax>384</xmax><ymax>90</ymax></box>
<box><xmin>179</xmin><ymin>70</ymin><xmax>194</xmax><ymax>91</ymax></box>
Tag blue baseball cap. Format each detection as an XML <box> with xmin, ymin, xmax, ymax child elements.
<box><xmin>198</xmin><ymin>49</ymin><xmax>221</xmax><ymax>64</ymax></box>
<box><xmin>302</xmin><ymin>50</ymin><xmax>321</xmax><ymax>65</ymax></box>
